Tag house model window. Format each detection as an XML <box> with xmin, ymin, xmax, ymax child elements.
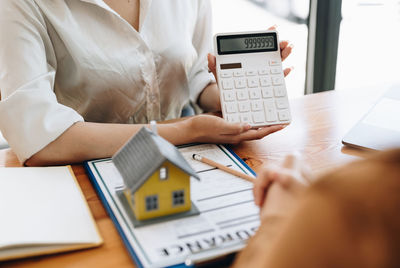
<box><xmin>159</xmin><ymin>167</ymin><xmax>168</xmax><ymax>180</ymax></box>
<box><xmin>172</xmin><ymin>190</ymin><xmax>185</xmax><ymax>206</ymax></box>
<box><xmin>145</xmin><ymin>195</ymin><xmax>159</xmax><ymax>211</ymax></box>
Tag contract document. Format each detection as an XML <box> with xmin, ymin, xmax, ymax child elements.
<box><xmin>85</xmin><ymin>144</ymin><xmax>260</xmax><ymax>268</ymax></box>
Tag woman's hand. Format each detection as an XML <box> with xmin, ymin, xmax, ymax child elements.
<box><xmin>208</xmin><ymin>25</ymin><xmax>294</xmax><ymax>83</ymax></box>
<box><xmin>253</xmin><ymin>153</ymin><xmax>312</xmax><ymax>221</ymax></box>
<box><xmin>184</xmin><ymin>114</ymin><xmax>286</xmax><ymax>144</ymax></box>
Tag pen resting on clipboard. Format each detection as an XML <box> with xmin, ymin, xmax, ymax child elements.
<box><xmin>192</xmin><ymin>154</ymin><xmax>256</xmax><ymax>183</ymax></box>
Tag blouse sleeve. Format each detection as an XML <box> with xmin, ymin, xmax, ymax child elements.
<box><xmin>0</xmin><ymin>0</ymin><xmax>83</xmax><ymax>164</ymax></box>
<box><xmin>188</xmin><ymin>0</ymin><xmax>216</xmax><ymax>107</ymax></box>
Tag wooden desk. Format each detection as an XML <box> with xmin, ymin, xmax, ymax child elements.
<box><xmin>0</xmin><ymin>88</ymin><xmax>383</xmax><ymax>267</ymax></box>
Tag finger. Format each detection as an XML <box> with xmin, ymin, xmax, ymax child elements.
<box><xmin>268</xmin><ymin>25</ymin><xmax>277</xmax><ymax>31</ymax></box>
<box><xmin>272</xmin><ymin>168</ymin><xmax>306</xmax><ymax>189</ymax></box>
<box><xmin>284</xmin><ymin>67</ymin><xmax>293</xmax><ymax>77</ymax></box>
<box><xmin>274</xmin><ymin>172</ymin><xmax>292</xmax><ymax>188</ymax></box>
<box><xmin>244</xmin><ymin>125</ymin><xmax>284</xmax><ymax>141</ymax></box>
<box><xmin>279</xmin><ymin>40</ymin><xmax>289</xmax><ymax>51</ymax></box>
<box><xmin>207</xmin><ymin>53</ymin><xmax>217</xmax><ymax>78</ymax></box>
<box><xmin>254</xmin><ymin>168</ymin><xmax>270</xmax><ymax>206</ymax></box>
<box><xmin>231</xmin><ymin>124</ymin><xmax>286</xmax><ymax>142</ymax></box>
<box><xmin>281</xmin><ymin>152</ymin><xmax>302</xmax><ymax>170</ymax></box>
<box><xmin>278</xmin><ymin>153</ymin><xmax>312</xmax><ymax>187</ymax></box>
<box><xmin>282</xmin><ymin>154</ymin><xmax>297</xmax><ymax>169</ymax></box>
<box><xmin>207</xmin><ymin>53</ymin><xmax>216</xmax><ymax>70</ymax></box>
<box><xmin>281</xmin><ymin>44</ymin><xmax>293</xmax><ymax>61</ymax></box>
<box><xmin>219</xmin><ymin>120</ymin><xmax>251</xmax><ymax>135</ymax></box>
<box><xmin>254</xmin><ymin>166</ymin><xmax>277</xmax><ymax>206</ymax></box>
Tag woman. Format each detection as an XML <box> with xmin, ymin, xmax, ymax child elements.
<box><xmin>0</xmin><ymin>0</ymin><xmax>293</xmax><ymax>166</ymax></box>
<box><xmin>233</xmin><ymin>149</ymin><xmax>400</xmax><ymax>267</ymax></box>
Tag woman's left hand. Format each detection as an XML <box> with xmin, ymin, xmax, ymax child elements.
<box><xmin>207</xmin><ymin>25</ymin><xmax>294</xmax><ymax>83</ymax></box>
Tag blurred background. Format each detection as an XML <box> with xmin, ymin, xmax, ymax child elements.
<box><xmin>212</xmin><ymin>0</ymin><xmax>400</xmax><ymax>97</ymax></box>
<box><xmin>1</xmin><ymin>0</ymin><xmax>400</xmax><ymax>149</ymax></box>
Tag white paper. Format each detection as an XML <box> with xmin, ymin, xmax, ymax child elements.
<box><xmin>88</xmin><ymin>144</ymin><xmax>260</xmax><ymax>268</ymax></box>
<box><xmin>0</xmin><ymin>167</ymin><xmax>101</xmax><ymax>249</ymax></box>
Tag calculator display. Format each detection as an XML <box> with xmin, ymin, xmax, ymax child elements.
<box><xmin>217</xmin><ymin>33</ymin><xmax>278</xmax><ymax>55</ymax></box>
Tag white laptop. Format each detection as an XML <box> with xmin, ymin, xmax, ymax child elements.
<box><xmin>342</xmin><ymin>86</ymin><xmax>400</xmax><ymax>151</ymax></box>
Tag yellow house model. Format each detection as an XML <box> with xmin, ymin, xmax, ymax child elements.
<box><xmin>112</xmin><ymin>127</ymin><xmax>200</xmax><ymax>222</ymax></box>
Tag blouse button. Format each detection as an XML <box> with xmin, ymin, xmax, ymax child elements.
<box><xmin>149</xmin><ymin>93</ymin><xmax>157</xmax><ymax>102</ymax></box>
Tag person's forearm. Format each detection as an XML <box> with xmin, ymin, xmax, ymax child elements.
<box><xmin>232</xmin><ymin>215</ymin><xmax>287</xmax><ymax>268</ymax></box>
<box><xmin>197</xmin><ymin>83</ymin><xmax>221</xmax><ymax>112</ymax></box>
<box><xmin>24</xmin><ymin>111</ymin><xmax>283</xmax><ymax>166</ymax></box>
<box><xmin>25</xmin><ymin>119</ymin><xmax>195</xmax><ymax>166</ymax></box>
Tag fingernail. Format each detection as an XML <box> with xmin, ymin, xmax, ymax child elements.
<box><xmin>291</xmin><ymin>66</ymin><xmax>295</xmax><ymax>70</ymax></box>
<box><xmin>289</xmin><ymin>43</ymin><xmax>294</xmax><ymax>49</ymax></box>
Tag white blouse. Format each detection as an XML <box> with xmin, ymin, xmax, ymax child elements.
<box><xmin>0</xmin><ymin>0</ymin><xmax>215</xmax><ymax>163</ymax></box>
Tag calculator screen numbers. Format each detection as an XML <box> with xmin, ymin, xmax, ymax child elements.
<box><xmin>217</xmin><ymin>32</ymin><xmax>278</xmax><ymax>55</ymax></box>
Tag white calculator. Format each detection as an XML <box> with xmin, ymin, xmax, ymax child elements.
<box><xmin>214</xmin><ymin>30</ymin><xmax>291</xmax><ymax>127</ymax></box>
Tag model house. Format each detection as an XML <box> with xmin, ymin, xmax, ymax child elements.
<box><xmin>112</xmin><ymin>127</ymin><xmax>200</xmax><ymax>221</ymax></box>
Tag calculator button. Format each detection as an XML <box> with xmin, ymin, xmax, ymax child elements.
<box><xmin>240</xmin><ymin>113</ymin><xmax>252</xmax><ymax>123</ymax></box>
<box><xmin>270</xmin><ymin>68</ymin><xmax>281</xmax><ymax>74</ymax></box>
<box><xmin>269</xmin><ymin>59</ymin><xmax>280</xmax><ymax>66</ymax></box>
<box><xmin>222</xmin><ymin>80</ymin><xmax>233</xmax><ymax>90</ymax></box>
<box><xmin>236</xmin><ymin>90</ymin><xmax>249</xmax><ymax>100</ymax></box>
<box><xmin>234</xmin><ymin>78</ymin><xmax>246</xmax><ymax>89</ymax></box>
<box><xmin>272</xmin><ymin>76</ymin><xmax>283</xmax><ymax>86</ymax></box>
<box><xmin>265</xmin><ymin>110</ymin><xmax>278</xmax><ymax>122</ymax></box>
<box><xmin>249</xmin><ymin>88</ymin><xmax>261</xmax><ymax>99</ymax></box>
<box><xmin>238</xmin><ymin>101</ymin><xmax>250</xmax><ymax>112</ymax></box>
<box><xmin>247</xmin><ymin>77</ymin><xmax>259</xmax><ymax>88</ymax></box>
<box><xmin>225</xmin><ymin>103</ymin><xmax>237</xmax><ymax>113</ymax></box>
<box><xmin>246</xmin><ymin>70</ymin><xmax>257</xmax><ymax>76</ymax></box>
<box><xmin>226</xmin><ymin>114</ymin><xmax>240</xmax><ymax>123</ymax></box>
<box><xmin>264</xmin><ymin>99</ymin><xmax>274</xmax><ymax>108</ymax></box>
<box><xmin>260</xmin><ymin>77</ymin><xmax>272</xmax><ymax>87</ymax></box>
<box><xmin>278</xmin><ymin>110</ymin><xmax>290</xmax><ymax>121</ymax></box>
<box><xmin>263</xmin><ymin>100</ymin><xmax>277</xmax><ymax>122</ymax></box>
<box><xmin>236</xmin><ymin>90</ymin><xmax>248</xmax><ymax>100</ymax></box>
<box><xmin>275</xmin><ymin>98</ymin><xmax>289</xmax><ymax>109</ymax></box>
<box><xmin>251</xmin><ymin>100</ymin><xmax>263</xmax><ymax>111</ymax></box>
<box><xmin>223</xmin><ymin>91</ymin><xmax>235</xmax><ymax>102</ymax></box>
<box><xmin>252</xmin><ymin>112</ymin><xmax>265</xmax><ymax>123</ymax></box>
<box><xmin>220</xmin><ymin>71</ymin><xmax>232</xmax><ymax>78</ymax></box>
<box><xmin>273</xmin><ymin>86</ymin><xmax>286</xmax><ymax>97</ymax></box>
<box><xmin>261</xmin><ymin>87</ymin><xmax>273</xmax><ymax>98</ymax></box>
<box><xmin>258</xmin><ymin>69</ymin><xmax>269</xmax><ymax>75</ymax></box>
<box><xmin>233</xmin><ymin>70</ymin><xmax>245</xmax><ymax>77</ymax></box>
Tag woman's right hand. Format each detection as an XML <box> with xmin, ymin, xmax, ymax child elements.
<box><xmin>185</xmin><ymin>114</ymin><xmax>286</xmax><ymax>144</ymax></box>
